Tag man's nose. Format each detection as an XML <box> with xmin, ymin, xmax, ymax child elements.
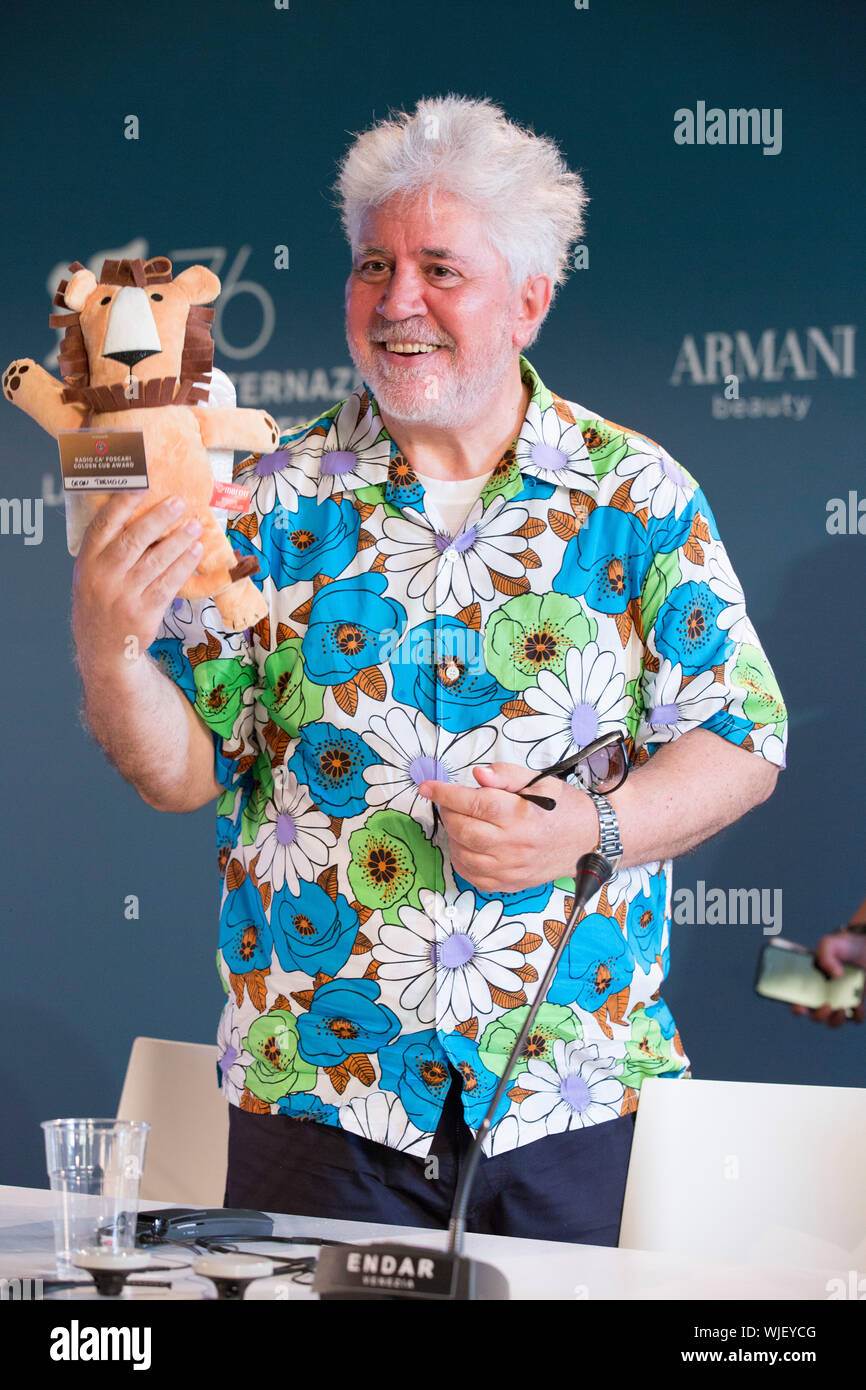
<box><xmin>376</xmin><ymin>265</ymin><xmax>429</xmax><ymax>320</ymax></box>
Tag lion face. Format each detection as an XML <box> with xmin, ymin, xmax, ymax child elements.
<box><xmin>57</xmin><ymin>257</ymin><xmax>219</xmax><ymax>397</ymax></box>
<box><xmin>79</xmin><ymin>278</ymin><xmax>190</xmax><ymax>387</ymax></box>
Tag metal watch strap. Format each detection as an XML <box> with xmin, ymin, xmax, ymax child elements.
<box><xmin>588</xmin><ymin>789</ymin><xmax>623</xmax><ymax>869</ymax></box>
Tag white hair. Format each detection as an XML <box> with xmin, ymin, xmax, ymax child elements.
<box><xmin>333</xmin><ymin>93</ymin><xmax>589</xmax><ymax>337</ymax></box>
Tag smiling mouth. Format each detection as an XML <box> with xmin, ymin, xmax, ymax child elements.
<box><xmin>376</xmin><ymin>342</ymin><xmax>445</xmax><ymax>359</ymax></box>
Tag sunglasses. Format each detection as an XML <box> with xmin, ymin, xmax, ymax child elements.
<box><xmin>427</xmin><ymin>729</ymin><xmax>630</xmax><ymax>834</ymax></box>
<box><xmin>516</xmin><ymin>730</ymin><xmax>630</xmax><ymax>811</ymax></box>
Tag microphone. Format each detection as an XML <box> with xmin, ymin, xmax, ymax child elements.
<box><xmin>314</xmin><ymin>851</ymin><xmax>615</xmax><ymax>1300</ymax></box>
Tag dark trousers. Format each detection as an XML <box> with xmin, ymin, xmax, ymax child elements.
<box><xmin>224</xmin><ymin>1066</ymin><xmax>636</xmax><ymax>1246</ymax></box>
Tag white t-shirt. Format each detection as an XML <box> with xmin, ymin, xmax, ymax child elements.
<box><xmin>412</xmin><ymin>467</ymin><xmax>494</xmax><ymax>537</ymax></box>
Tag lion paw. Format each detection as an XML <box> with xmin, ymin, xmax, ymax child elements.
<box><xmin>3</xmin><ymin>360</ymin><xmax>31</xmax><ymax>400</ymax></box>
<box><xmin>215</xmin><ymin>576</ymin><xmax>268</xmax><ymax>633</ymax></box>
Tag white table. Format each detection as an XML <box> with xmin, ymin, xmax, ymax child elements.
<box><xmin>0</xmin><ymin>1185</ymin><xmax>843</xmax><ymax>1301</ymax></box>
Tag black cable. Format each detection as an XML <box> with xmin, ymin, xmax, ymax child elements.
<box><xmin>199</xmin><ymin>1233</ymin><xmax>340</xmax><ymax>1250</ymax></box>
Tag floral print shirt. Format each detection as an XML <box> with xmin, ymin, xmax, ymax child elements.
<box><xmin>150</xmin><ymin>354</ymin><xmax>787</xmax><ymax>1158</ymax></box>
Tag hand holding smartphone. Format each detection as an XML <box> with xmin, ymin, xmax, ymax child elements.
<box><xmin>756</xmin><ymin>937</ymin><xmax>866</xmax><ymax>1020</ymax></box>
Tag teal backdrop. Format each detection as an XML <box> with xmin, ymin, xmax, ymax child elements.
<box><xmin>1</xmin><ymin>0</ymin><xmax>863</xmax><ymax>1185</ymax></box>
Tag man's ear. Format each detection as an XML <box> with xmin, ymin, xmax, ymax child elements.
<box><xmin>513</xmin><ymin>272</ymin><xmax>552</xmax><ymax>350</ymax></box>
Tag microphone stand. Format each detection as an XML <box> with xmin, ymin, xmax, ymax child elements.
<box><xmin>314</xmin><ymin>850</ymin><xmax>614</xmax><ymax>1301</ymax></box>
<box><xmin>446</xmin><ymin>850</ymin><xmax>614</xmax><ymax>1259</ymax></box>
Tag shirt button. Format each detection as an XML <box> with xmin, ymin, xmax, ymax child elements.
<box><xmin>444</xmin><ymin>663</ymin><xmax>459</xmax><ymax>681</ymax></box>
<box><xmin>443</xmin><ymin>904</ymin><xmax>459</xmax><ymax>921</ymax></box>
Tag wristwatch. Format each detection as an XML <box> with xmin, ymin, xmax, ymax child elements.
<box><xmin>587</xmin><ymin>789</ymin><xmax>623</xmax><ymax>871</ymax></box>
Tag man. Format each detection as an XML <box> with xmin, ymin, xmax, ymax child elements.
<box><xmin>72</xmin><ymin>95</ymin><xmax>786</xmax><ymax>1245</ymax></box>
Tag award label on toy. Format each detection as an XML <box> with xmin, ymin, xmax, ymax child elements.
<box><xmin>210</xmin><ymin>478</ymin><xmax>252</xmax><ymax>511</ymax></box>
<box><xmin>58</xmin><ymin>427</ymin><xmax>148</xmax><ymax>491</ymax></box>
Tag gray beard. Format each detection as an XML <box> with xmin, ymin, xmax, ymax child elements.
<box><xmin>346</xmin><ymin>320</ymin><xmax>518</xmax><ymax>431</ymax></box>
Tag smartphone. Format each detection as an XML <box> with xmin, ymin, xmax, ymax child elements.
<box><xmin>755</xmin><ymin>938</ymin><xmax>866</xmax><ymax>1014</ymax></box>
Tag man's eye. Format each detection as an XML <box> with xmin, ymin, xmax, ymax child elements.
<box><xmin>354</xmin><ymin>261</ymin><xmax>457</xmax><ymax>280</ymax></box>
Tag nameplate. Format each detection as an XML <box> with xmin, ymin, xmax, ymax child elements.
<box><xmin>58</xmin><ymin>428</ymin><xmax>148</xmax><ymax>490</ymax></box>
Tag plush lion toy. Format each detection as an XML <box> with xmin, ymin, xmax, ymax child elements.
<box><xmin>3</xmin><ymin>255</ymin><xmax>279</xmax><ymax>631</ymax></box>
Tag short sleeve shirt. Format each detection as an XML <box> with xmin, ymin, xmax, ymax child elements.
<box><xmin>149</xmin><ymin>353</ymin><xmax>787</xmax><ymax>1158</ymax></box>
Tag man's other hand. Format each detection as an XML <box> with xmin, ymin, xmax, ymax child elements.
<box><xmin>790</xmin><ymin>931</ymin><xmax>866</xmax><ymax>1027</ymax></box>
